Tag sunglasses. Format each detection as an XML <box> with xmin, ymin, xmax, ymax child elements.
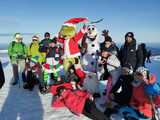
<box><xmin>127</xmin><ymin>34</ymin><xmax>132</xmax><ymax>37</ymax></box>
<box><xmin>33</xmin><ymin>39</ymin><xmax>38</xmax><ymax>41</ymax></box>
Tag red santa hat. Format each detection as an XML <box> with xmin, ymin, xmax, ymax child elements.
<box><xmin>63</xmin><ymin>17</ymin><xmax>88</xmax><ymax>27</ymax></box>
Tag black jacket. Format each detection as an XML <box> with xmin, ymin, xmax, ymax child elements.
<box><xmin>119</xmin><ymin>39</ymin><xmax>137</xmax><ymax>70</ymax></box>
<box><xmin>100</xmin><ymin>43</ymin><xmax>119</xmax><ymax>56</ymax></box>
<box><xmin>39</xmin><ymin>39</ymin><xmax>51</xmax><ymax>52</ymax></box>
<box><xmin>111</xmin><ymin>75</ymin><xmax>133</xmax><ymax>105</ymax></box>
<box><xmin>136</xmin><ymin>44</ymin><xmax>144</xmax><ymax>68</ymax></box>
<box><xmin>0</xmin><ymin>61</ymin><xmax>5</xmax><ymax>89</ymax></box>
<box><xmin>46</xmin><ymin>47</ymin><xmax>63</xmax><ymax>61</ymax></box>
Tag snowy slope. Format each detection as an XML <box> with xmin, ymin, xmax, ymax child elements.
<box><xmin>0</xmin><ymin>55</ymin><xmax>159</xmax><ymax>120</ymax></box>
<box><xmin>0</xmin><ymin>56</ymin><xmax>90</xmax><ymax>120</ymax></box>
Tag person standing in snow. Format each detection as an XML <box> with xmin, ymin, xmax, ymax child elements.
<box><xmin>39</xmin><ymin>32</ymin><xmax>52</xmax><ymax>63</ymax></box>
<box><xmin>109</xmin><ymin>67</ymin><xmax>134</xmax><ymax>106</ymax></box>
<box><xmin>136</xmin><ymin>44</ymin><xmax>144</xmax><ymax>68</ymax></box>
<box><xmin>146</xmin><ymin>50</ymin><xmax>152</xmax><ymax>63</ymax></box>
<box><xmin>8</xmin><ymin>33</ymin><xmax>27</xmax><ymax>85</ymax></box>
<box><xmin>43</xmin><ymin>37</ymin><xmax>64</xmax><ymax>84</ymax></box>
<box><xmin>0</xmin><ymin>60</ymin><xmax>5</xmax><ymax>89</ymax></box>
<box><xmin>27</xmin><ymin>35</ymin><xmax>45</xmax><ymax>64</ymax></box>
<box><xmin>119</xmin><ymin>32</ymin><xmax>137</xmax><ymax>71</ymax></box>
<box><xmin>141</xmin><ymin>43</ymin><xmax>147</xmax><ymax>66</ymax></box>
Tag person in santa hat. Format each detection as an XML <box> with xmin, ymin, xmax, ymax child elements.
<box><xmin>27</xmin><ymin>35</ymin><xmax>45</xmax><ymax>64</ymax></box>
<box><xmin>58</xmin><ymin>17</ymin><xmax>88</xmax><ymax>85</ymax></box>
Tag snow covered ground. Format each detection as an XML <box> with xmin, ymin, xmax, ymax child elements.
<box><xmin>0</xmin><ymin>54</ymin><xmax>159</xmax><ymax>120</ymax></box>
<box><xmin>0</xmin><ymin>55</ymin><xmax>90</xmax><ymax>120</ymax></box>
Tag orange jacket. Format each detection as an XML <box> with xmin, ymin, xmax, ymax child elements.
<box><xmin>130</xmin><ymin>74</ymin><xmax>157</xmax><ymax>118</ymax></box>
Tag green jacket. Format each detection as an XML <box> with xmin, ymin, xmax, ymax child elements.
<box><xmin>8</xmin><ymin>41</ymin><xmax>27</xmax><ymax>63</ymax></box>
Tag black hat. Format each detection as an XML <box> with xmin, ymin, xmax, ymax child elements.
<box><xmin>125</xmin><ymin>32</ymin><xmax>134</xmax><ymax>38</ymax></box>
<box><xmin>102</xmin><ymin>29</ymin><xmax>112</xmax><ymax>42</ymax></box>
<box><xmin>105</xmin><ymin>36</ymin><xmax>112</xmax><ymax>42</ymax></box>
<box><xmin>44</xmin><ymin>32</ymin><xmax>50</xmax><ymax>37</ymax></box>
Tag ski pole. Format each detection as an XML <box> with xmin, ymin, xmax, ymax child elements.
<box><xmin>149</xmin><ymin>95</ymin><xmax>160</xmax><ymax>120</ymax></box>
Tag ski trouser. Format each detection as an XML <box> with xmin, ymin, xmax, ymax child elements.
<box><xmin>12</xmin><ymin>59</ymin><xmax>26</xmax><ymax>84</ymax></box>
<box><xmin>83</xmin><ymin>99</ymin><xmax>107</xmax><ymax>120</ymax></box>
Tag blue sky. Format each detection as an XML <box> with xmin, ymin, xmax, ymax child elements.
<box><xmin>0</xmin><ymin>0</ymin><xmax>160</xmax><ymax>43</ymax></box>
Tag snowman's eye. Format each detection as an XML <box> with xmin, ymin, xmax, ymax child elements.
<box><xmin>88</xmin><ymin>28</ymin><xmax>91</xmax><ymax>31</ymax></box>
<box><xmin>92</xmin><ymin>28</ymin><xmax>95</xmax><ymax>30</ymax></box>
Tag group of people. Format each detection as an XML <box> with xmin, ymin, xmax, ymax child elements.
<box><xmin>4</xmin><ymin>17</ymin><xmax>160</xmax><ymax>120</ymax></box>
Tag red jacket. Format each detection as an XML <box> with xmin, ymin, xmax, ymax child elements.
<box><xmin>52</xmin><ymin>89</ymin><xmax>90</xmax><ymax>115</ymax></box>
<box><xmin>58</xmin><ymin>29</ymin><xmax>85</xmax><ymax>58</ymax></box>
<box><xmin>50</xmin><ymin>82</ymin><xmax>73</xmax><ymax>95</ymax></box>
<box><xmin>130</xmin><ymin>74</ymin><xmax>158</xmax><ymax>118</ymax></box>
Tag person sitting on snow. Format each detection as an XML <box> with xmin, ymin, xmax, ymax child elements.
<box><xmin>23</xmin><ymin>56</ymin><xmax>42</xmax><ymax>91</ymax></box>
<box><xmin>51</xmin><ymin>86</ymin><xmax>107</xmax><ymax>120</ymax></box>
<box><xmin>129</xmin><ymin>67</ymin><xmax>160</xmax><ymax>119</ymax></box>
<box><xmin>65</xmin><ymin>65</ymin><xmax>84</xmax><ymax>90</ymax></box>
<box><xmin>109</xmin><ymin>67</ymin><xmax>134</xmax><ymax>106</ymax></box>
<box><xmin>98</xmin><ymin>51</ymin><xmax>121</xmax><ymax>87</ymax></box>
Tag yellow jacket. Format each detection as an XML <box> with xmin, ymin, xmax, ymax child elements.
<box><xmin>28</xmin><ymin>41</ymin><xmax>45</xmax><ymax>64</ymax></box>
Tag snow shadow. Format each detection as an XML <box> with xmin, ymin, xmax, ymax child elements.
<box><xmin>2</xmin><ymin>61</ymin><xmax>9</xmax><ymax>68</ymax></box>
<box><xmin>0</xmin><ymin>80</ymin><xmax>44</xmax><ymax>120</ymax></box>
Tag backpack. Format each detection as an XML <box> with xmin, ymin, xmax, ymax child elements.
<box><xmin>11</xmin><ymin>41</ymin><xmax>25</xmax><ymax>49</ymax></box>
<box><xmin>145</xmin><ymin>82</ymin><xmax>160</xmax><ymax>96</ymax></box>
<box><xmin>11</xmin><ymin>41</ymin><xmax>26</xmax><ymax>58</ymax></box>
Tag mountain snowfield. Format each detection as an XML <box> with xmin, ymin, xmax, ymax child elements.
<box><xmin>0</xmin><ymin>55</ymin><xmax>159</xmax><ymax>120</ymax></box>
